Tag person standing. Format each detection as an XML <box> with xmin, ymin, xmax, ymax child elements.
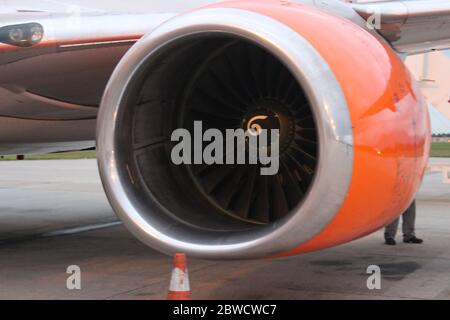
<box><xmin>384</xmin><ymin>200</ymin><xmax>423</xmax><ymax>245</ymax></box>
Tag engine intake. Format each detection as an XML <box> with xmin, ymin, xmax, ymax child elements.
<box><xmin>135</xmin><ymin>37</ymin><xmax>320</xmax><ymax>226</ymax></box>
<box><xmin>97</xmin><ymin>6</ymin><xmax>352</xmax><ymax>259</ymax></box>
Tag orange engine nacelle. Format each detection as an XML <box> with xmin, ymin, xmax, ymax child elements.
<box><xmin>97</xmin><ymin>0</ymin><xmax>430</xmax><ymax>259</ymax></box>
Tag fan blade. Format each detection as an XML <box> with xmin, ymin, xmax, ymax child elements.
<box><xmin>201</xmin><ymin>165</ymin><xmax>234</xmax><ymax>194</ymax></box>
<box><xmin>251</xmin><ymin>174</ymin><xmax>270</xmax><ymax>223</ymax></box>
<box><xmin>213</xmin><ymin>165</ymin><xmax>247</xmax><ymax>209</ymax></box>
<box><xmin>231</xmin><ymin>166</ymin><xmax>258</xmax><ymax>219</ymax></box>
<box><xmin>270</xmin><ymin>173</ymin><xmax>290</xmax><ymax>219</ymax></box>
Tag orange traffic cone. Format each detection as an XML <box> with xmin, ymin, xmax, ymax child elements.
<box><xmin>167</xmin><ymin>253</ymin><xmax>192</xmax><ymax>300</ymax></box>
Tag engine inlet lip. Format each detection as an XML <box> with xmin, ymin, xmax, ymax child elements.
<box><xmin>97</xmin><ymin>7</ymin><xmax>354</xmax><ymax>259</ymax></box>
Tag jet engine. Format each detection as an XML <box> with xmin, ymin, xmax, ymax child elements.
<box><xmin>96</xmin><ymin>1</ymin><xmax>430</xmax><ymax>259</ymax></box>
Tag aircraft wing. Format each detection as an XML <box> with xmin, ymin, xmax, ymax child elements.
<box><xmin>351</xmin><ymin>0</ymin><xmax>450</xmax><ymax>54</ymax></box>
<box><xmin>2</xmin><ymin>1</ymin><xmax>450</xmax><ymax>57</ymax></box>
<box><xmin>0</xmin><ymin>8</ymin><xmax>179</xmax><ymax>154</ymax></box>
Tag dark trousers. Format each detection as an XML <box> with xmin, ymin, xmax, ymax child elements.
<box><xmin>384</xmin><ymin>201</ymin><xmax>416</xmax><ymax>240</ymax></box>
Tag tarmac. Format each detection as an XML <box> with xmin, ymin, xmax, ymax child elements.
<box><xmin>0</xmin><ymin>158</ymin><xmax>449</xmax><ymax>300</ymax></box>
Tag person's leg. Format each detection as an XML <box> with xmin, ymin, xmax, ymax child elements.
<box><xmin>384</xmin><ymin>218</ymin><xmax>399</xmax><ymax>245</ymax></box>
<box><xmin>402</xmin><ymin>201</ymin><xmax>416</xmax><ymax>240</ymax></box>
<box><xmin>402</xmin><ymin>201</ymin><xmax>423</xmax><ymax>243</ymax></box>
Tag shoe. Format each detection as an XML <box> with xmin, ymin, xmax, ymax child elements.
<box><xmin>403</xmin><ymin>236</ymin><xmax>423</xmax><ymax>244</ymax></box>
<box><xmin>385</xmin><ymin>238</ymin><xmax>396</xmax><ymax>245</ymax></box>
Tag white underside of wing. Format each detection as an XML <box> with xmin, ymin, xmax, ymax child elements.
<box><xmin>352</xmin><ymin>0</ymin><xmax>450</xmax><ymax>54</ymax></box>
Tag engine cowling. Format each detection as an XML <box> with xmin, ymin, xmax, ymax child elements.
<box><xmin>97</xmin><ymin>0</ymin><xmax>430</xmax><ymax>259</ymax></box>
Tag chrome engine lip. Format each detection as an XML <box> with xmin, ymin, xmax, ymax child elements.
<box><xmin>97</xmin><ymin>8</ymin><xmax>354</xmax><ymax>259</ymax></box>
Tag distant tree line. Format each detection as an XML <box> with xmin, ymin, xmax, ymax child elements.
<box><xmin>432</xmin><ymin>133</ymin><xmax>450</xmax><ymax>137</ymax></box>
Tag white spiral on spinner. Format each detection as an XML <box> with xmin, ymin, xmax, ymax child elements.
<box><xmin>247</xmin><ymin>115</ymin><xmax>268</xmax><ymax>136</ymax></box>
